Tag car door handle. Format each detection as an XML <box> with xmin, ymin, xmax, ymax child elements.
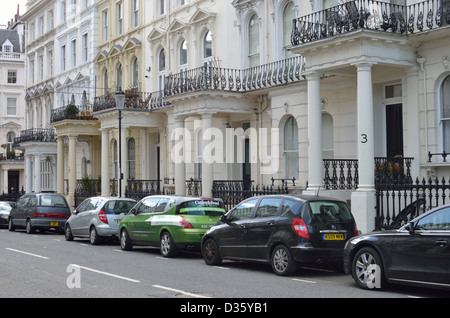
<box><xmin>266</xmin><ymin>222</ymin><xmax>274</xmax><ymax>226</ymax></box>
<box><xmin>239</xmin><ymin>225</ymin><xmax>247</xmax><ymax>229</ymax></box>
<box><xmin>435</xmin><ymin>240</ymin><xmax>448</xmax><ymax>247</ymax></box>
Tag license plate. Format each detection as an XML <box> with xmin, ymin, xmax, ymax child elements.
<box><xmin>50</xmin><ymin>222</ymin><xmax>59</xmax><ymax>227</ymax></box>
<box><xmin>323</xmin><ymin>233</ymin><xmax>344</xmax><ymax>241</ymax></box>
<box><xmin>116</xmin><ymin>219</ymin><xmax>121</xmax><ymax>224</ymax></box>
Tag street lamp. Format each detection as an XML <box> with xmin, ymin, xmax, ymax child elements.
<box><xmin>115</xmin><ymin>88</ymin><xmax>125</xmax><ymax>197</ymax></box>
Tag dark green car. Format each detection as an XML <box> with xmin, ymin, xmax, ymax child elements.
<box><xmin>118</xmin><ymin>196</ymin><xmax>225</xmax><ymax>257</ymax></box>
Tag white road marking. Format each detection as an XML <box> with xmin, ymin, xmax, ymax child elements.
<box><xmin>70</xmin><ymin>264</ymin><xmax>141</xmax><ymax>283</ymax></box>
<box><xmin>292</xmin><ymin>278</ymin><xmax>317</xmax><ymax>284</ymax></box>
<box><xmin>6</xmin><ymin>248</ymin><xmax>50</xmax><ymax>260</ymax></box>
<box><xmin>153</xmin><ymin>284</ymin><xmax>211</xmax><ymax>298</ymax></box>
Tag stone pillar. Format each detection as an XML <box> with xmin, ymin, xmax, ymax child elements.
<box><xmin>306</xmin><ymin>71</ymin><xmax>323</xmax><ymax>193</ymax></box>
<box><xmin>68</xmin><ymin>135</ymin><xmax>77</xmax><ymax>208</ymax></box>
<box><xmin>174</xmin><ymin>117</ymin><xmax>186</xmax><ymax>196</ymax></box>
<box><xmin>120</xmin><ymin>126</ymin><xmax>128</xmax><ymax>197</ymax></box>
<box><xmin>34</xmin><ymin>154</ymin><xmax>41</xmax><ymax>193</ymax></box>
<box><xmin>101</xmin><ymin>129</ymin><xmax>110</xmax><ymax>197</ymax></box>
<box><xmin>351</xmin><ymin>62</ymin><xmax>376</xmax><ymax>233</ymax></box>
<box><xmin>202</xmin><ymin>113</ymin><xmax>213</xmax><ymax>198</ymax></box>
<box><xmin>57</xmin><ymin>136</ymin><xmax>65</xmax><ymax>195</ymax></box>
<box><xmin>25</xmin><ymin>154</ymin><xmax>32</xmax><ymax>193</ymax></box>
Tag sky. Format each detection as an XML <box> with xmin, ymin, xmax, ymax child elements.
<box><xmin>0</xmin><ymin>0</ymin><xmax>28</xmax><ymax>27</ymax></box>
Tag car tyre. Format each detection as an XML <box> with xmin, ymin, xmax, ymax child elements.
<box><xmin>89</xmin><ymin>226</ymin><xmax>101</xmax><ymax>245</ymax></box>
<box><xmin>26</xmin><ymin>219</ymin><xmax>35</xmax><ymax>234</ymax></box>
<box><xmin>160</xmin><ymin>231</ymin><xmax>177</xmax><ymax>258</ymax></box>
<box><xmin>202</xmin><ymin>238</ymin><xmax>222</xmax><ymax>266</ymax></box>
<box><xmin>271</xmin><ymin>244</ymin><xmax>297</xmax><ymax>276</ymax></box>
<box><xmin>120</xmin><ymin>228</ymin><xmax>133</xmax><ymax>251</ymax></box>
<box><xmin>8</xmin><ymin>218</ymin><xmax>15</xmax><ymax>231</ymax></box>
<box><xmin>65</xmin><ymin>224</ymin><xmax>74</xmax><ymax>241</ymax></box>
<box><xmin>352</xmin><ymin>247</ymin><xmax>385</xmax><ymax>290</ymax></box>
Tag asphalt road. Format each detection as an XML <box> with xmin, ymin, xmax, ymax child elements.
<box><xmin>0</xmin><ymin>227</ymin><xmax>449</xmax><ymax>304</ymax></box>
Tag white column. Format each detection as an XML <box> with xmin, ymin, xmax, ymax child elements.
<box><xmin>57</xmin><ymin>136</ymin><xmax>65</xmax><ymax>195</ymax></box>
<box><xmin>174</xmin><ymin>117</ymin><xmax>186</xmax><ymax>196</ymax></box>
<box><xmin>34</xmin><ymin>154</ymin><xmax>41</xmax><ymax>193</ymax></box>
<box><xmin>356</xmin><ymin>63</ymin><xmax>375</xmax><ymax>191</ymax></box>
<box><xmin>101</xmin><ymin>129</ymin><xmax>110</xmax><ymax>196</ymax></box>
<box><xmin>25</xmin><ymin>154</ymin><xmax>32</xmax><ymax>193</ymax></box>
<box><xmin>306</xmin><ymin>71</ymin><xmax>323</xmax><ymax>192</ymax></box>
<box><xmin>405</xmin><ymin>67</ymin><xmax>420</xmax><ymax>177</ymax></box>
<box><xmin>120</xmin><ymin>126</ymin><xmax>128</xmax><ymax>197</ymax></box>
<box><xmin>351</xmin><ymin>62</ymin><xmax>376</xmax><ymax>233</ymax></box>
<box><xmin>202</xmin><ymin>113</ymin><xmax>213</xmax><ymax>198</ymax></box>
<box><xmin>68</xmin><ymin>135</ymin><xmax>77</xmax><ymax>208</ymax></box>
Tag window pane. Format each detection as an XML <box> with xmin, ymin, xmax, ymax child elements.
<box><xmin>255</xmin><ymin>198</ymin><xmax>282</xmax><ymax>218</ymax></box>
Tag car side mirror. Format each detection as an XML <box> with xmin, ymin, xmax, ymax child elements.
<box><xmin>220</xmin><ymin>214</ymin><xmax>229</xmax><ymax>223</ymax></box>
<box><xmin>405</xmin><ymin>222</ymin><xmax>415</xmax><ymax>234</ymax></box>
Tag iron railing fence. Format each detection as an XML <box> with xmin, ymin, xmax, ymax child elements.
<box><xmin>292</xmin><ymin>0</ymin><xmax>450</xmax><ymax>45</ymax></box>
<box><xmin>375</xmin><ymin>176</ymin><xmax>450</xmax><ymax>230</ymax></box>
<box><xmin>165</xmin><ymin>56</ymin><xmax>305</xmax><ymax>96</ymax></box>
<box><xmin>14</xmin><ymin>128</ymin><xmax>57</xmax><ymax>147</ymax></box>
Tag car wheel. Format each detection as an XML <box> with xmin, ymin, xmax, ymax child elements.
<box><xmin>8</xmin><ymin>218</ymin><xmax>15</xmax><ymax>231</ymax></box>
<box><xmin>352</xmin><ymin>247</ymin><xmax>385</xmax><ymax>290</ymax></box>
<box><xmin>202</xmin><ymin>238</ymin><xmax>222</xmax><ymax>266</ymax></box>
<box><xmin>120</xmin><ymin>228</ymin><xmax>133</xmax><ymax>251</ymax></box>
<box><xmin>26</xmin><ymin>219</ymin><xmax>35</xmax><ymax>234</ymax></box>
<box><xmin>65</xmin><ymin>224</ymin><xmax>74</xmax><ymax>241</ymax></box>
<box><xmin>160</xmin><ymin>231</ymin><xmax>177</xmax><ymax>258</ymax></box>
<box><xmin>89</xmin><ymin>226</ymin><xmax>101</xmax><ymax>245</ymax></box>
<box><xmin>271</xmin><ymin>244</ymin><xmax>297</xmax><ymax>276</ymax></box>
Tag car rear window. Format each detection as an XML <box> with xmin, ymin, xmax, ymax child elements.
<box><xmin>104</xmin><ymin>200</ymin><xmax>136</xmax><ymax>215</ymax></box>
<box><xmin>308</xmin><ymin>201</ymin><xmax>353</xmax><ymax>223</ymax></box>
<box><xmin>39</xmin><ymin>195</ymin><xmax>68</xmax><ymax>207</ymax></box>
<box><xmin>177</xmin><ymin>200</ymin><xmax>226</xmax><ymax>216</ymax></box>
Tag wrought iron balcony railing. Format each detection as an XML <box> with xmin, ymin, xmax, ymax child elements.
<box><xmin>165</xmin><ymin>56</ymin><xmax>305</xmax><ymax>97</ymax></box>
<box><xmin>93</xmin><ymin>89</ymin><xmax>172</xmax><ymax>113</ymax></box>
<box><xmin>50</xmin><ymin>104</ymin><xmax>98</xmax><ymax>123</ymax></box>
<box><xmin>14</xmin><ymin>128</ymin><xmax>57</xmax><ymax>146</ymax></box>
<box><xmin>292</xmin><ymin>0</ymin><xmax>450</xmax><ymax>45</ymax></box>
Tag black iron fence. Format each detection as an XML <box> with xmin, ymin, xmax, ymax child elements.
<box><xmin>375</xmin><ymin>177</ymin><xmax>450</xmax><ymax>230</ymax></box>
<box><xmin>292</xmin><ymin>0</ymin><xmax>450</xmax><ymax>45</ymax></box>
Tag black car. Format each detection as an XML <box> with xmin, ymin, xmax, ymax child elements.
<box><xmin>343</xmin><ymin>204</ymin><xmax>450</xmax><ymax>290</ymax></box>
<box><xmin>201</xmin><ymin>195</ymin><xmax>358</xmax><ymax>276</ymax></box>
<box><xmin>8</xmin><ymin>192</ymin><xmax>71</xmax><ymax>234</ymax></box>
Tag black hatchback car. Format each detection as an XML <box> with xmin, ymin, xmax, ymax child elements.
<box><xmin>343</xmin><ymin>204</ymin><xmax>450</xmax><ymax>291</ymax></box>
<box><xmin>201</xmin><ymin>195</ymin><xmax>358</xmax><ymax>276</ymax></box>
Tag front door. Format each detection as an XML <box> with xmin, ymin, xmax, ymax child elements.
<box><xmin>386</xmin><ymin>104</ymin><xmax>404</xmax><ymax>158</ymax></box>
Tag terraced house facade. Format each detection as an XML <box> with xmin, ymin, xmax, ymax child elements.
<box><xmin>12</xmin><ymin>0</ymin><xmax>450</xmax><ymax>233</ymax></box>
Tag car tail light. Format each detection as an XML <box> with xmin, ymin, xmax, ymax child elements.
<box><xmin>179</xmin><ymin>217</ymin><xmax>194</xmax><ymax>229</ymax></box>
<box><xmin>354</xmin><ymin>221</ymin><xmax>360</xmax><ymax>237</ymax></box>
<box><xmin>98</xmin><ymin>210</ymin><xmax>108</xmax><ymax>224</ymax></box>
<box><xmin>292</xmin><ymin>218</ymin><xmax>310</xmax><ymax>239</ymax></box>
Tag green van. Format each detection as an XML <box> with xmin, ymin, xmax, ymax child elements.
<box><xmin>118</xmin><ymin>196</ymin><xmax>225</xmax><ymax>257</ymax></box>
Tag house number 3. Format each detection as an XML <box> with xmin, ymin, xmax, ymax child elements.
<box><xmin>361</xmin><ymin>134</ymin><xmax>368</xmax><ymax>144</ymax></box>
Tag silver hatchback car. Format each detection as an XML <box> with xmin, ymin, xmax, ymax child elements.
<box><xmin>64</xmin><ymin>197</ymin><xmax>136</xmax><ymax>245</ymax></box>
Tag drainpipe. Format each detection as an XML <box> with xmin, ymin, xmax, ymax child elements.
<box><xmin>417</xmin><ymin>56</ymin><xmax>428</xmax><ymax>154</ymax></box>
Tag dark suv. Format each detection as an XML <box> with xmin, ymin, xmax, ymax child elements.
<box><xmin>8</xmin><ymin>193</ymin><xmax>71</xmax><ymax>234</ymax></box>
<box><xmin>201</xmin><ymin>195</ymin><xmax>358</xmax><ymax>276</ymax></box>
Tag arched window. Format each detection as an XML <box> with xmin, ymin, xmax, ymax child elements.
<box><xmin>441</xmin><ymin>75</ymin><xmax>450</xmax><ymax>152</ymax></box>
<box><xmin>116</xmin><ymin>63</ymin><xmax>122</xmax><ymax>89</ymax></box>
<box><xmin>248</xmin><ymin>14</ymin><xmax>260</xmax><ymax>67</ymax></box>
<box><xmin>158</xmin><ymin>48</ymin><xmax>166</xmax><ymax>91</ymax></box>
<box><xmin>132</xmin><ymin>58</ymin><xmax>139</xmax><ymax>87</ymax></box>
<box><xmin>179</xmin><ymin>40</ymin><xmax>188</xmax><ymax>72</ymax></box>
<box><xmin>128</xmin><ymin>138</ymin><xmax>136</xmax><ymax>179</ymax></box>
<box><xmin>6</xmin><ymin>132</ymin><xmax>15</xmax><ymax>153</ymax></box>
<box><xmin>284</xmin><ymin>116</ymin><xmax>299</xmax><ymax>179</ymax></box>
<box><xmin>283</xmin><ymin>1</ymin><xmax>296</xmax><ymax>59</ymax></box>
<box><xmin>203</xmin><ymin>31</ymin><xmax>212</xmax><ymax>62</ymax></box>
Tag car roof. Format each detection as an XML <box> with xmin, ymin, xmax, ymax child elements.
<box><xmin>243</xmin><ymin>194</ymin><xmax>346</xmax><ymax>203</ymax></box>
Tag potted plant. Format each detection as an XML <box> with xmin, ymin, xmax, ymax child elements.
<box><xmin>64</xmin><ymin>103</ymin><xmax>79</xmax><ymax>119</ymax></box>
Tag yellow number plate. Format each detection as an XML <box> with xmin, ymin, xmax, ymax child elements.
<box><xmin>50</xmin><ymin>222</ymin><xmax>59</xmax><ymax>227</ymax></box>
<box><xmin>323</xmin><ymin>233</ymin><xmax>344</xmax><ymax>241</ymax></box>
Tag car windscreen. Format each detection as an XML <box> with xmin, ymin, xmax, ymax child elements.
<box><xmin>38</xmin><ymin>195</ymin><xmax>68</xmax><ymax>207</ymax></box>
<box><xmin>104</xmin><ymin>200</ymin><xmax>136</xmax><ymax>215</ymax></box>
<box><xmin>177</xmin><ymin>200</ymin><xmax>226</xmax><ymax>216</ymax></box>
<box><xmin>308</xmin><ymin>201</ymin><xmax>353</xmax><ymax>223</ymax></box>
